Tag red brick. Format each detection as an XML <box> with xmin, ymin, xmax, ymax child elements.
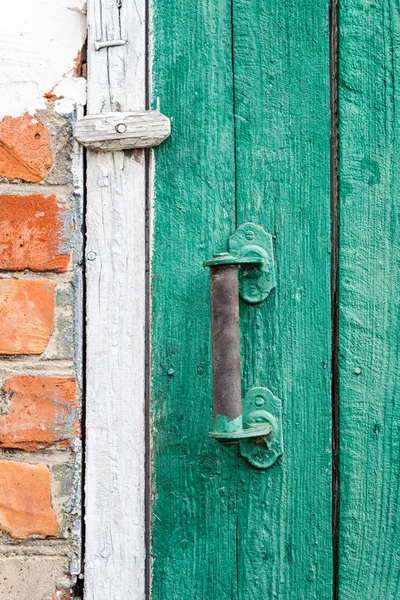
<box><xmin>0</xmin><ymin>460</ymin><xmax>58</xmax><ymax>539</ymax></box>
<box><xmin>0</xmin><ymin>194</ymin><xmax>70</xmax><ymax>272</ymax></box>
<box><xmin>0</xmin><ymin>114</ymin><xmax>53</xmax><ymax>182</ymax></box>
<box><xmin>0</xmin><ymin>279</ymin><xmax>55</xmax><ymax>354</ymax></box>
<box><xmin>0</xmin><ymin>376</ymin><xmax>79</xmax><ymax>451</ymax></box>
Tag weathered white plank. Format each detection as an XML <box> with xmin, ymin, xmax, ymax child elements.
<box><xmin>85</xmin><ymin>0</ymin><xmax>146</xmax><ymax>598</ymax></box>
<box><xmin>74</xmin><ymin>111</ymin><xmax>170</xmax><ymax>150</ymax></box>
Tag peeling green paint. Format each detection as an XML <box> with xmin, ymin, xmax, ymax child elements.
<box><xmin>214</xmin><ymin>414</ymin><xmax>243</xmax><ymax>433</ymax></box>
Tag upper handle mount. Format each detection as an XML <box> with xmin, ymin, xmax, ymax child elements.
<box><xmin>204</xmin><ymin>223</ymin><xmax>276</xmax><ymax>304</ymax></box>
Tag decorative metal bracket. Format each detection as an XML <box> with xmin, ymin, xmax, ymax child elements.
<box><xmin>239</xmin><ymin>387</ymin><xmax>283</xmax><ymax>469</ymax></box>
<box><xmin>73</xmin><ymin>110</ymin><xmax>171</xmax><ymax>151</ymax></box>
<box><xmin>229</xmin><ymin>223</ymin><xmax>276</xmax><ymax>304</ymax></box>
<box><xmin>204</xmin><ymin>223</ymin><xmax>282</xmax><ymax>469</ymax></box>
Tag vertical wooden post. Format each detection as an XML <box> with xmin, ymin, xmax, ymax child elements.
<box><xmin>85</xmin><ymin>0</ymin><xmax>146</xmax><ymax>598</ymax></box>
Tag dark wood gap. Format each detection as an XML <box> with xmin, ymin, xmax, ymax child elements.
<box><xmin>231</xmin><ymin>0</ymin><xmax>238</xmax><ymax>229</ymax></box>
<box><xmin>144</xmin><ymin>146</ymin><xmax>151</xmax><ymax>600</ymax></box>
<box><xmin>73</xmin><ymin>76</ymin><xmax>88</xmax><ymax>599</ymax></box>
<box><xmin>330</xmin><ymin>0</ymin><xmax>340</xmax><ymax>598</ymax></box>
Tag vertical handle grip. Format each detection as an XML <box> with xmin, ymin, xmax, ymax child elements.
<box><xmin>205</xmin><ymin>252</ymin><xmax>271</xmax><ymax>441</ymax></box>
<box><xmin>210</xmin><ymin>264</ymin><xmax>243</xmax><ymax>434</ymax></box>
<box><xmin>204</xmin><ymin>224</ymin><xmax>284</xmax><ymax>469</ymax></box>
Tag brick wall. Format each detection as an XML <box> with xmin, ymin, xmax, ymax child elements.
<box><xmin>0</xmin><ymin>4</ymin><xmax>86</xmax><ymax>597</ymax></box>
<box><xmin>0</xmin><ymin>107</ymin><xmax>84</xmax><ymax>600</ymax></box>
<box><xmin>0</xmin><ymin>108</ymin><xmax>84</xmax><ymax>600</ymax></box>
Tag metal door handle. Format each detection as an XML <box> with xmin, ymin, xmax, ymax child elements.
<box><xmin>204</xmin><ymin>223</ymin><xmax>283</xmax><ymax>469</ymax></box>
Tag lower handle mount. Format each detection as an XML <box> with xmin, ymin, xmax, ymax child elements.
<box><xmin>209</xmin><ymin>387</ymin><xmax>283</xmax><ymax>470</ymax></box>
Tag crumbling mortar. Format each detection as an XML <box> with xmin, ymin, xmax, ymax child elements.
<box><xmin>0</xmin><ymin>448</ymin><xmax>75</xmax><ymax>465</ymax></box>
<box><xmin>0</xmin><ymin>271</ymin><xmax>74</xmax><ymax>283</ymax></box>
<box><xmin>0</xmin><ymin>183</ymin><xmax>74</xmax><ymax>196</ymax></box>
<box><xmin>36</xmin><ymin>109</ymin><xmax>75</xmax><ymax>186</ymax></box>
<box><xmin>0</xmin><ymin>385</ymin><xmax>13</xmax><ymax>415</ymax></box>
<box><xmin>0</xmin><ymin>359</ymin><xmax>74</xmax><ymax>376</ymax></box>
<box><xmin>0</xmin><ymin>543</ymin><xmax>72</xmax><ymax>555</ymax></box>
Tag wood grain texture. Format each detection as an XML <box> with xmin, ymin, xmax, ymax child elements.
<box><xmin>151</xmin><ymin>0</ymin><xmax>332</xmax><ymax>598</ymax></box>
<box><xmin>338</xmin><ymin>1</ymin><xmax>400</xmax><ymax>596</ymax></box>
<box><xmin>233</xmin><ymin>1</ymin><xmax>332</xmax><ymax>598</ymax></box>
<box><xmin>74</xmin><ymin>111</ymin><xmax>170</xmax><ymax>151</ymax></box>
<box><xmin>85</xmin><ymin>0</ymin><xmax>146</xmax><ymax>597</ymax></box>
<box><xmin>150</xmin><ymin>0</ymin><xmax>238</xmax><ymax>598</ymax></box>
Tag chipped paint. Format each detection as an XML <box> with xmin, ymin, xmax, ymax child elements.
<box><xmin>68</xmin><ymin>438</ymin><xmax>83</xmax><ymax>575</ymax></box>
<box><xmin>68</xmin><ymin>106</ymin><xmax>84</xmax><ymax>577</ymax></box>
<box><xmin>0</xmin><ymin>0</ymin><xmax>86</xmax><ymax>118</ymax></box>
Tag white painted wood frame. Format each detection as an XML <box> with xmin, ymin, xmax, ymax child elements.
<box><xmin>85</xmin><ymin>0</ymin><xmax>147</xmax><ymax>598</ymax></box>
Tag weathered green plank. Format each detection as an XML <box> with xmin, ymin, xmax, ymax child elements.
<box><xmin>150</xmin><ymin>2</ymin><xmax>238</xmax><ymax>599</ymax></box>
<box><xmin>232</xmin><ymin>1</ymin><xmax>332</xmax><ymax>598</ymax></box>
<box><xmin>338</xmin><ymin>1</ymin><xmax>400</xmax><ymax>596</ymax></box>
<box><xmin>151</xmin><ymin>0</ymin><xmax>332</xmax><ymax>597</ymax></box>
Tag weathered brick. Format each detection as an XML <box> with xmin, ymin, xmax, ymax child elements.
<box><xmin>0</xmin><ymin>194</ymin><xmax>71</xmax><ymax>272</ymax></box>
<box><xmin>0</xmin><ymin>114</ymin><xmax>53</xmax><ymax>182</ymax></box>
<box><xmin>0</xmin><ymin>461</ymin><xmax>58</xmax><ymax>539</ymax></box>
<box><xmin>0</xmin><ymin>556</ymin><xmax>70</xmax><ymax>600</ymax></box>
<box><xmin>0</xmin><ymin>279</ymin><xmax>55</xmax><ymax>354</ymax></box>
<box><xmin>0</xmin><ymin>376</ymin><xmax>79</xmax><ymax>451</ymax></box>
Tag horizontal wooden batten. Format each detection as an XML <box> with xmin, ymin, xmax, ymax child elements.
<box><xmin>74</xmin><ymin>111</ymin><xmax>170</xmax><ymax>150</ymax></box>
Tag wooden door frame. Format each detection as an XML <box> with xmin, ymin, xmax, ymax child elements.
<box><xmin>84</xmin><ymin>0</ymin><xmax>148</xmax><ymax>597</ymax></box>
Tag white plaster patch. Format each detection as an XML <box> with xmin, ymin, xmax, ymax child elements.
<box><xmin>0</xmin><ymin>0</ymin><xmax>87</xmax><ymax>118</ymax></box>
<box><xmin>58</xmin><ymin>0</ymin><xmax>87</xmax><ymax>12</ymax></box>
<box><xmin>54</xmin><ymin>77</ymin><xmax>87</xmax><ymax>114</ymax></box>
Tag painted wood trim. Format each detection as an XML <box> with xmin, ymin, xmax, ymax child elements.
<box><xmin>84</xmin><ymin>0</ymin><xmax>146</xmax><ymax>598</ymax></box>
<box><xmin>74</xmin><ymin>111</ymin><xmax>170</xmax><ymax>151</ymax></box>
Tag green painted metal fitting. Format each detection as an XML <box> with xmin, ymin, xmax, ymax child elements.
<box><xmin>204</xmin><ymin>224</ymin><xmax>282</xmax><ymax>468</ymax></box>
<box><xmin>209</xmin><ymin>419</ymin><xmax>273</xmax><ymax>442</ymax></box>
<box><xmin>204</xmin><ymin>224</ymin><xmax>276</xmax><ymax>304</ymax></box>
<box><xmin>203</xmin><ymin>252</ymin><xmax>263</xmax><ymax>267</ymax></box>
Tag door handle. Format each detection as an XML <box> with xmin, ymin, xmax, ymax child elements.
<box><xmin>204</xmin><ymin>223</ymin><xmax>283</xmax><ymax>469</ymax></box>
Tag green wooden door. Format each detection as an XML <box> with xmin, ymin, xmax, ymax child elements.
<box><xmin>149</xmin><ymin>0</ymin><xmax>400</xmax><ymax>598</ymax></box>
